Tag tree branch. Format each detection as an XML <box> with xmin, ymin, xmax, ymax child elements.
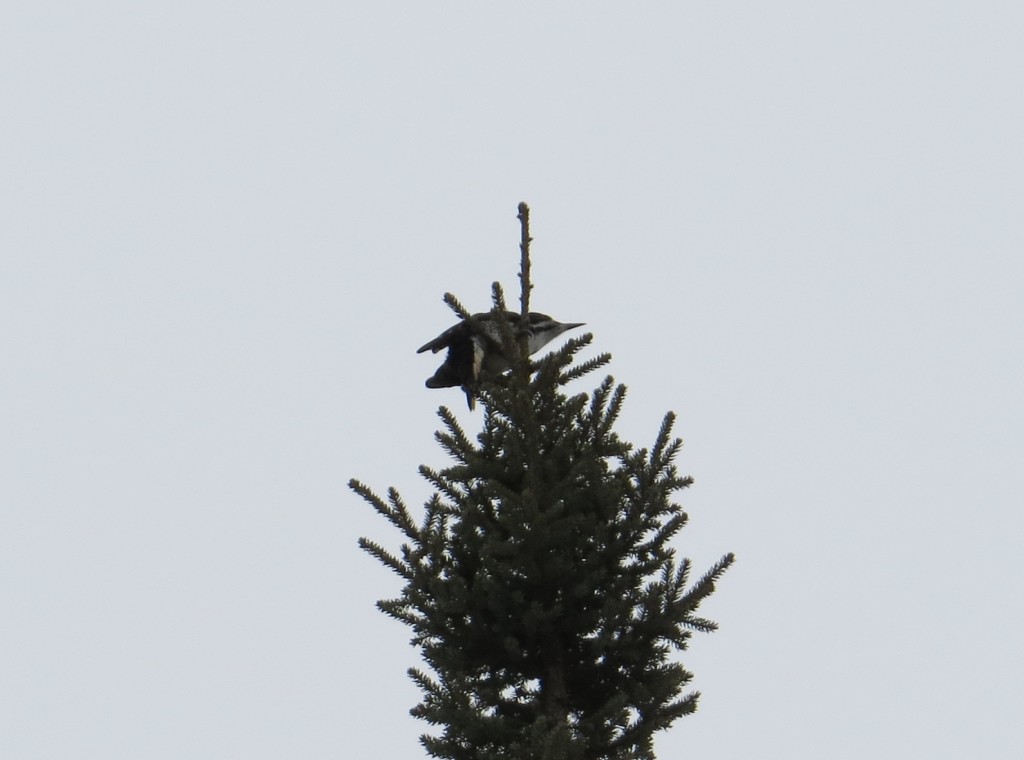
<box><xmin>517</xmin><ymin>202</ymin><xmax>532</xmax><ymax>319</ymax></box>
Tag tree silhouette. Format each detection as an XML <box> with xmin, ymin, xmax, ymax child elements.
<box><xmin>352</xmin><ymin>204</ymin><xmax>733</xmax><ymax>759</ymax></box>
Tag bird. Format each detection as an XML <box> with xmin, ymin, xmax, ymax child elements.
<box><xmin>417</xmin><ymin>311</ymin><xmax>585</xmax><ymax>409</ymax></box>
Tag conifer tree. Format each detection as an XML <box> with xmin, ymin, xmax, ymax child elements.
<box><xmin>351</xmin><ymin>204</ymin><xmax>733</xmax><ymax>760</ymax></box>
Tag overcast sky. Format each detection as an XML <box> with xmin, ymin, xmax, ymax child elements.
<box><xmin>2</xmin><ymin>2</ymin><xmax>1022</xmax><ymax>758</ymax></box>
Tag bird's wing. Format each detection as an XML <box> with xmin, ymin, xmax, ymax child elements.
<box><xmin>417</xmin><ymin>323</ymin><xmax>461</xmax><ymax>354</ymax></box>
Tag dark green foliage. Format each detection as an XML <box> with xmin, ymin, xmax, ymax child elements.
<box><xmin>352</xmin><ymin>287</ymin><xmax>733</xmax><ymax>760</ymax></box>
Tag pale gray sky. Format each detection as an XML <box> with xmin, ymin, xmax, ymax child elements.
<box><xmin>2</xmin><ymin>2</ymin><xmax>1022</xmax><ymax>758</ymax></box>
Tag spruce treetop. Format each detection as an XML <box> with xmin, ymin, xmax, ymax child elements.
<box><xmin>352</xmin><ymin>204</ymin><xmax>733</xmax><ymax>760</ymax></box>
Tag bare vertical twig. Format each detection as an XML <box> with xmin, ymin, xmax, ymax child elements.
<box><xmin>517</xmin><ymin>202</ymin><xmax>532</xmax><ymax>320</ymax></box>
